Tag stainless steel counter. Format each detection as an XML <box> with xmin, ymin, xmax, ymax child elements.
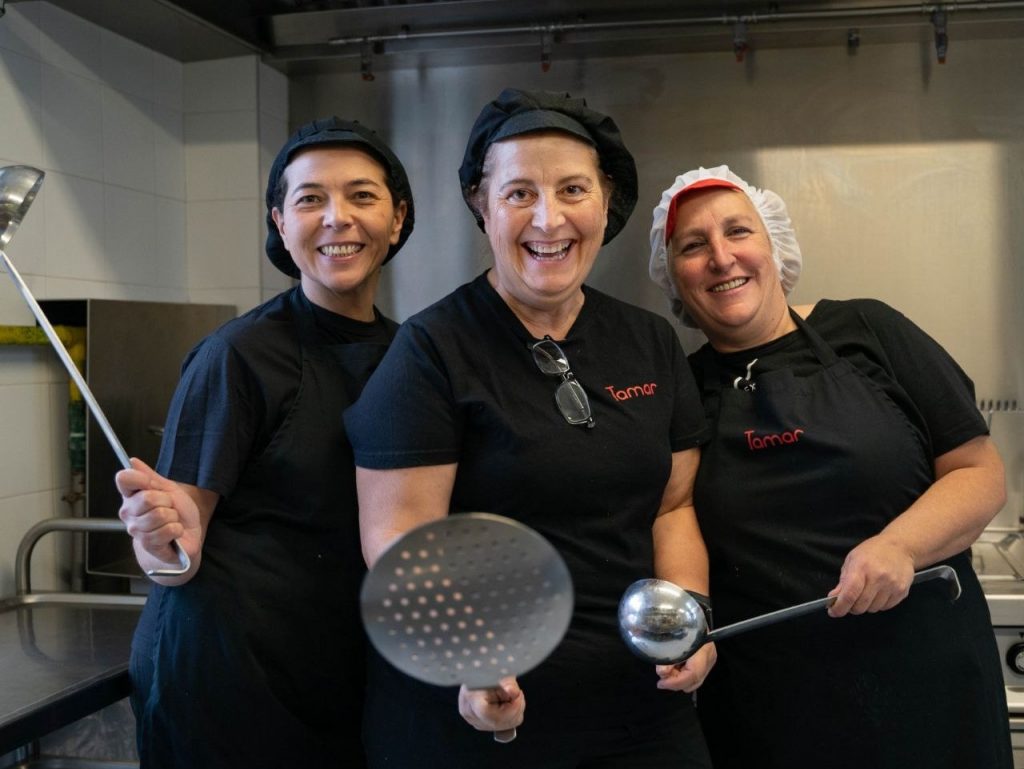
<box><xmin>0</xmin><ymin>598</ymin><xmax>141</xmax><ymax>755</ymax></box>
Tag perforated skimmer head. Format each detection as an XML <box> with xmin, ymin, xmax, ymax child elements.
<box><xmin>361</xmin><ymin>513</ymin><xmax>574</xmax><ymax>689</ymax></box>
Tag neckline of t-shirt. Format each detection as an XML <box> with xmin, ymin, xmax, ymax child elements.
<box><xmin>303</xmin><ymin>290</ymin><xmax>391</xmax><ymax>343</ymax></box>
<box><xmin>474</xmin><ymin>270</ymin><xmax>598</xmax><ymax>345</ymax></box>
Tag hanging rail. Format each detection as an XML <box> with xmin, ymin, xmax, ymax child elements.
<box><xmin>327</xmin><ymin>1</ymin><xmax>1024</xmax><ymax>47</ymax></box>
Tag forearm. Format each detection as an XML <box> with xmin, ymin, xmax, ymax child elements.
<box><xmin>877</xmin><ymin>452</ymin><xmax>1005</xmax><ymax>567</ymax></box>
<box><xmin>651</xmin><ymin>497</ymin><xmax>716</xmax><ymax>693</ymax></box>
<box><xmin>357</xmin><ymin>464</ymin><xmax>457</xmax><ymax>567</ymax></box>
<box><xmin>653</xmin><ymin>505</ymin><xmax>709</xmax><ymax>593</ymax></box>
<box><xmin>652</xmin><ymin>448</ymin><xmax>708</xmax><ymax>592</ymax></box>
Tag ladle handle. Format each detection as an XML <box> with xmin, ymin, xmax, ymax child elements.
<box><xmin>1</xmin><ymin>251</ymin><xmax>130</xmax><ymax>467</ymax></box>
<box><xmin>707</xmin><ymin>596</ymin><xmax>833</xmax><ymax>644</ymax></box>
<box><xmin>1</xmin><ymin>249</ymin><xmax>190</xmax><ymax>576</ymax></box>
<box><xmin>707</xmin><ymin>565</ymin><xmax>960</xmax><ymax>644</ymax></box>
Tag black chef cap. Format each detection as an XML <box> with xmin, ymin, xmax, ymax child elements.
<box><xmin>458</xmin><ymin>88</ymin><xmax>637</xmax><ymax>245</ymax></box>
<box><xmin>265</xmin><ymin>117</ymin><xmax>415</xmax><ymax>279</ymax></box>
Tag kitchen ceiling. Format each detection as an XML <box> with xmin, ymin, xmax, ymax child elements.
<box><xmin>19</xmin><ymin>0</ymin><xmax>1024</xmax><ymax>75</ymax></box>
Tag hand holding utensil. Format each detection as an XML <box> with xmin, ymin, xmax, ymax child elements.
<box><xmin>360</xmin><ymin>512</ymin><xmax>574</xmax><ymax>743</ymax></box>
<box><xmin>0</xmin><ymin>165</ymin><xmax>190</xmax><ymax>577</ymax></box>
<box><xmin>619</xmin><ymin>565</ymin><xmax>961</xmax><ymax>665</ymax></box>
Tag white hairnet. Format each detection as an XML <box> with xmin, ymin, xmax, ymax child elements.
<box><xmin>648</xmin><ymin>165</ymin><xmax>802</xmax><ymax>328</ymax></box>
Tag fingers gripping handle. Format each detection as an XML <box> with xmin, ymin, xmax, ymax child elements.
<box><xmin>146</xmin><ymin>541</ymin><xmax>192</xmax><ymax>577</ymax></box>
<box><xmin>708</xmin><ymin>565</ymin><xmax>961</xmax><ymax>644</ymax></box>
<box><xmin>472</xmin><ymin>684</ymin><xmax>517</xmax><ymax>743</ymax></box>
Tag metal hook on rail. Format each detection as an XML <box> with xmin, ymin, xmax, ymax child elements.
<box><xmin>932</xmin><ymin>8</ymin><xmax>949</xmax><ymax>63</ymax></box>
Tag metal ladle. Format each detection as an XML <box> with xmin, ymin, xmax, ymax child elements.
<box><xmin>619</xmin><ymin>564</ymin><xmax>961</xmax><ymax>665</ymax></box>
<box><xmin>0</xmin><ymin>165</ymin><xmax>190</xmax><ymax>577</ymax></box>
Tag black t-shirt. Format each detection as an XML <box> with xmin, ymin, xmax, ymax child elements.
<box><xmin>688</xmin><ymin>298</ymin><xmax>986</xmax><ymax>458</ymax></box>
<box><xmin>157</xmin><ymin>288</ymin><xmax>395</xmax><ymax>493</ymax></box>
<box><xmin>135</xmin><ymin>287</ymin><xmax>398</xmax><ymax>764</ymax></box>
<box><xmin>345</xmin><ymin>272</ymin><xmax>709</xmax><ymax>724</ymax></box>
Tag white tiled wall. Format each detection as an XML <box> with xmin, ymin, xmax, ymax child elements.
<box><xmin>184</xmin><ymin>58</ymin><xmax>291</xmax><ymax>307</ymax></box>
<box><xmin>0</xmin><ymin>1</ymin><xmax>289</xmax><ymax>594</ymax></box>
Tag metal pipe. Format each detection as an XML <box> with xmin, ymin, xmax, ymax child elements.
<box><xmin>16</xmin><ymin>517</ymin><xmax>128</xmax><ymax>596</ymax></box>
<box><xmin>327</xmin><ymin>1</ymin><xmax>1024</xmax><ymax>47</ymax></box>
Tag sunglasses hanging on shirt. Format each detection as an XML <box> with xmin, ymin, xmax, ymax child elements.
<box><xmin>530</xmin><ymin>336</ymin><xmax>595</xmax><ymax>429</ymax></box>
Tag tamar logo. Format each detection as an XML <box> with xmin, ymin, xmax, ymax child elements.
<box><xmin>604</xmin><ymin>382</ymin><xmax>658</xmax><ymax>401</ymax></box>
<box><xmin>745</xmin><ymin>428</ymin><xmax>804</xmax><ymax>450</ymax></box>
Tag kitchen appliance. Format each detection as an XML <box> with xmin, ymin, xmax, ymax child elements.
<box><xmin>40</xmin><ymin>298</ymin><xmax>235</xmax><ymax>585</ymax></box>
<box><xmin>360</xmin><ymin>512</ymin><xmax>574</xmax><ymax>743</ymax></box>
<box><xmin>973</xmin><ymin>402</ymin><xmax>1024</xmax><ymax>767</ymax></box>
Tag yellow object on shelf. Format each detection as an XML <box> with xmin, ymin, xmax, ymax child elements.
<box><xmin>0</xmin><ymin>324</ymin><xmax>87</xmax><ymax>402</ymax></box>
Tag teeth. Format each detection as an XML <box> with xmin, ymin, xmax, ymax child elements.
<box><xmin>525</xmin><ymin>241</ymin><xmax>571</xmax><ymax>258</ymax></box>
<box><xmin>711</xmin><ymin>278</ymin><xmax>747</xmax><ymax>293</ymax></box>
<box><xmin>320</xmin><ymin>244</ymin><xmax>362</xmax><ymax>257</ymax></box>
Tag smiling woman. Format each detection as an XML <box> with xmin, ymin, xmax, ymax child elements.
<box><xmin>667</xmin><ymin>185</ymin><xmax>784</xmax><ymax>350</ymax></box>
<box><xmin>114</xmin><ymin>117</ymin><xmax>415</xmax><ymax>769</ymax></box>
<box><xmin>475</xmin><ymin>132</ymin><xmax>608</xmax><ymax>333</ymax></box>
<box><xmin>345</xmin><ymin>88</ymin><xmax>714</xmax><ymax>769</ymax></box>
<box><xmin>648</xmin><ymin>164</ymin><xmax>1012</xmax><ymax>769</ymax></box>
<box><xmin>271</xmin><ymin>146</ymin><xmax>407</xmax><ymax>319</ymax></box>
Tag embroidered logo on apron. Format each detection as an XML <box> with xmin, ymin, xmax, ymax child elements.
<box><xmin>603</xmin><ymin>382</ymin><xmax>658</xmax><ymax>401</ymax></box>
<box><xmin>744</xmin><ymin>428</ymin><xmax>805</xmax><ymax>450</ymax></box>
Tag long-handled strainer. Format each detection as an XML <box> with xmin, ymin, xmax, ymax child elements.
<box><xmin>360</xmin><ymin>512</ymin><xmax>574</xmax><ymax>743</ymax></box>
<box><xmin>619</xmin><ymin>564</ymin><xmax>961</xmax><ymax>665</ymax></box>
<box><xmin>0</xmin><ymin>165</ymin><xmax>189</xmax><ymax>577</ymax></box>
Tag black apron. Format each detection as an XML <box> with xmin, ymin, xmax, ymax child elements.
<box><xmin>132</xmin><ymin>291</ymin><xmax>388</xmax><ymax>769</ymax></box>
<box><xmin>693</xmin><ymin>309</ymin><xmax>1010</xmax><ymax>769</ymax></box>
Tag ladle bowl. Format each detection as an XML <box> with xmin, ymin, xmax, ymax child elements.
<box><xmin>0</xmin><ymin>165</ymin><xmax>44</xmax><ymax>250</ymax></box>
<box><xmin>619</xmin><ymin>565</ymin><xmax>961</xmax><ymax>665</ymax></box>
<box><xmin>618</xmin><ymin>578</ymin><xmax>707</xmax><ymax>664</ymax></box>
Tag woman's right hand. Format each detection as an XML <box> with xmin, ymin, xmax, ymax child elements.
<box><xmin>457</xmin><ymin>677</ymin><xmax>525</xmax><ymax>734</ymax></box>
<box><xmin>655</xmin><ymin>643</ymin><xmax>717</xmax><ymax>692</ymax></box>
<box><xmin>116</xmin><ymin>458</ymin><xmax>206</xmax><ymax>581</ymax></box>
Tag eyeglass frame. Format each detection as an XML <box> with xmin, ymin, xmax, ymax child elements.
<box><xmin>529</xmin><ymin>335</ymin><xmax>595</xmax><ymax>429</ymax></box>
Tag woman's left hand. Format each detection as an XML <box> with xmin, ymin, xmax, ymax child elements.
<box><xmin>655</xmin><ymin>644</ymin><xmax>717</xmax><ymax>692</ymax></box>
<box><xmin>827</xmin><ymin>536</ymin><xmax>916</xmax><ymax>617</ymax></box>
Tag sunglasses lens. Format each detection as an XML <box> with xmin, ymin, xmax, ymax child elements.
<box><xmin>532</xmin><ymin>340</ymin><xmax>569</xmax><ymax>376</ymax></box>
<box><xmin>555</xmin><ymin>380</ymin><xmax>592</xmax><ymax>425</ymax></box>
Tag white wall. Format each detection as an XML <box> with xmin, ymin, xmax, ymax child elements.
<box><xmin>184</xmin><ymin>56</ymin><xmax>292</xmax><ymax>309</ymax></box>
<box><xmin>0</xmin><ymin>2</ymin><xmax>288</xmax><ymax>595</ymax></box>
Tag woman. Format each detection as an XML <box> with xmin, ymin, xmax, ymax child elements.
<box><xmin>115</xmin><ymin>117</ymin><xmax>413</xmax><ymax>768</ymax></box>
<box><xmin>648</xmin><ymin>165</ymin><xmax>1011</xmax><ymax>768</ymax></box>
<box><xmin>345</xmin><ymin>88</ymin><xmax>713</xmax><ymax>768</ymax></box>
